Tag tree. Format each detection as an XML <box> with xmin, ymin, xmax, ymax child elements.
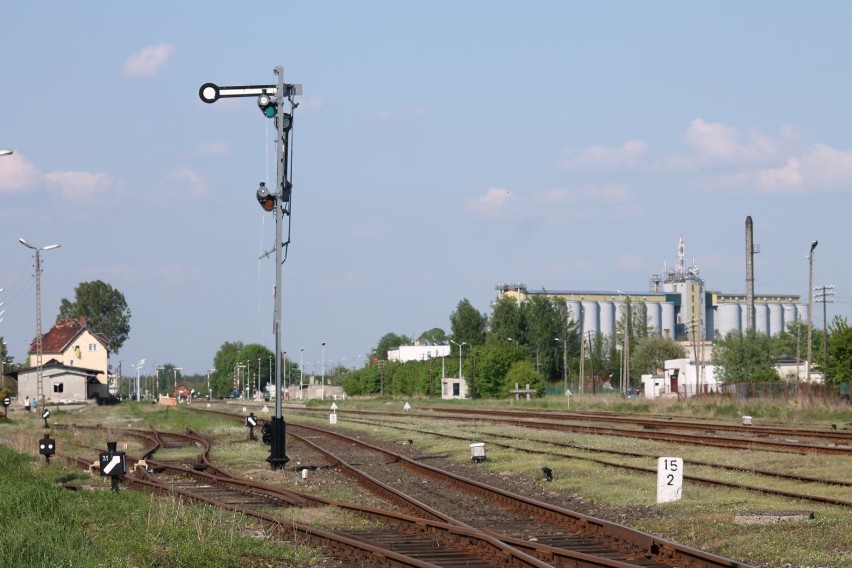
<box><xmin>211</xmin><ymin>341</ymin><xmax>244</xmax><ymax>397</ymax></box>
<box><xmin>826</xmin><ymin>316</ymin><xmax>852</xmax><ymax>384</ymax></box>
<box><xmin>501</xmin><ymin>360</ymin><xmax>544</xmax><ymax>397</ymax></box>
<box><xmin>449</xmin><ymin>298</ymin><xmax>487</xmax><ymax>349</ymax></box>
<box><xmin>418</xmin><ymin>327</ymin><xmax>448</xmax><ymax>346</ymax></box>
<box><xmin>631</xmin><ymin>336</ymin><xmax>687</xmax><ymax>376</ymax></box>
<box><xmin>521</xmin><ymin>295</ymin><xmax>576</xmax><ymax>379</ymax></box>
<box><xmin>471</xmin><ymin>342</ymin><xmax>528</xmax><ymax>398</ymax></box>
<box><xmin>488</xmin><ymin>296</ymin><xmax>525</xmax><ymax>344</ymax></box>
<box><xmin>58</xmin><ymin>280</ymin><xmax>131</xmax><ymax>354</ymax></box>
<box><xmin>713</xmin><ymin>329</ymin><xmax>779</xmax><ymax>383</ymax></box>
<box><xmin>373</xmin><ymin>332</ymin><xmax>411</xmax><ymax>361</ymax></box>
<box><xmin>237</xmin><ymin>344</ymin><xmax>275</xmax><ymax>395</ymax></box>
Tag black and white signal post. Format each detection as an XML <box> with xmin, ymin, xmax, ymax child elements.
<box><xmin>200</xmin><ymin>66</ymin><xmax>300</xmax><ymax>469</ymax></box>
<box><xmin>100</xmin><ymin>441</ymin><xmax>127</xmax><ymax>493</ymax></box>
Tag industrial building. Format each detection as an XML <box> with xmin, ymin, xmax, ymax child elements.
<box><xmin>496</xmin><ymin>234</ymin><xmax>805</xmax><ymax>343</ymax></box>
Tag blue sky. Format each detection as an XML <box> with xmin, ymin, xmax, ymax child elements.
<box><xmin>2</xmin><ymin>2</ymin><xmax>851</xmax><ymax>376</ymax></box>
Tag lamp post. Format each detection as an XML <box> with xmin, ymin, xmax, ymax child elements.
<box><xmin>132</xmin><ymin>359</ymin><xmax>145</xmax><ymax>400</ymax></box>
<box><xmin>156</xmin><ymin>366</ymin><xmax>165</xmax><ymax>397</ymax></box>
<box><xmin>173</xmin><ymin>367</ymin><xmax>182</xmax><ymax>396</ymax></box>
<box><xmin>0</xmin><ymin>150</ymin><xmax>12</xmax><ymax>156</ymax></box>
<box><xmin>206</xmin><ymin>368</ymin><xmax>215</xmax><ymax>400</ymax></box>
<box><xmin>299</xmin><ymin>348</ymin><xmax>304</xmax><ymax>400</ymax></box>
<box><xmin>554</xmin><ymin>337</ymin><xmax>568</xmax><ymax>394</ymax></box>
<box><xmin>806</xmin><ymin>240</ymin><xmax>818</xmax><ymax>386</ymax></box>
<box><xmin>321</xmin><ymin>341</ymin><xmax>326</xmax><ymax>400</ymax></box>
<box><xmin>19</xmin><ymin>238</ymin><xmax>61</xmax><ymax>409</ymax></box>
<box><xmin>449</xmin><ymin>340</ymin><xmax>468</xmax><ymax>379</ymax></box>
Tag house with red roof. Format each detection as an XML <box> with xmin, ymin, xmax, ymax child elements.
<box><xmin>10</xmin><ymin>317</ymin><xmax>112</xmax><ymax>404</ymax></box>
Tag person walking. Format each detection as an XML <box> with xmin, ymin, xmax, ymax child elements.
<box><xmin>24</xmin><ymin>396</ymin><xmax>30</xmax><ymax>413</ymax></box>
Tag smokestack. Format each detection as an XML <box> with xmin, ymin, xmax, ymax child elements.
<box><xmin>745</xmin><ymin>216</ymin><xmax>755</xmax><ymax>332</ymax></box>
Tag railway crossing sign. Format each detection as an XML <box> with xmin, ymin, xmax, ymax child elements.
<box><xmin>3</xmin><ymin>396</ymin><xmax>9</xmax><ymax>418</ymax></box>
<box><xmin>657</xmin><ymin>457</ymin><xmax>683</xmax><ymax>503</ymax></box>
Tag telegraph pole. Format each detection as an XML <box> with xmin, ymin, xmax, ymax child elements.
<box><xmin>200</xmin><ymin>67</ymin><xmax>301</xmax><ymax>469</ymax></box>
<box><xmin>815</xmin><ymin>284</ymin><xmax>834</xmax><ymax>380</ymax></box>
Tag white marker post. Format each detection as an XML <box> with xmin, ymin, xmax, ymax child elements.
<box><xmin>657</xmin><ymin>457</ymin><xmax>683</xmax><ymax>504</ymax></box>
<box><xmin>329</xmin><ymin>402</ymin><xmax>338</xmax><ymax>424</ymax></box>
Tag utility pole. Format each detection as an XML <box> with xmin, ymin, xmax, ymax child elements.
<box><xmin>200</xmin><ymin>67</ymin><xmax>300</xmax><ymax>469</ymax></box>
<box><xmin>807</xmin><ymin>241</ymin><xmax>818</xmax><ymax>385</ymax></box>
<box><xmin>815</xmin><ymin>284</ymin><xmax>834</xmax><ymax>380</ymax></box>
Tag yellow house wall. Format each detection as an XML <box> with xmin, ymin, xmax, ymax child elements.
<box><xmin>29</xmin><ymin>330</ymin><xmax>109</xmax><ymax>382</ymax></box>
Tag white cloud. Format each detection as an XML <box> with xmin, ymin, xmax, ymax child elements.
<box><xmin>466</xmin><ymin>183</ymin><xmax>643</xmax><ymax>222</ymax></box>
<box><xmin>44</xmin><ymin>170</ymin><xmax>114</xmax><ymax>200</ymax></box>
<box><xmin>465</xmin><ymin>187</ymin><xmax>518</xmax><ymax>217</ymax></box>
<box><xmin>158</xmin><ymin>167</ymin><xmax>211</xmax><ymax>200</ymax></box>
<box><xmin>682</xmin><ymin>118</ymin><xmax>777</xmax><ymax>164</ymax></box>
<box><xmin>122</xmin><ymin>44</ymin><xmax>176</xmax><ymax>78</ymax></box>
<box><xmin>698</xmin><ymin>144</ymin><xmax>852</xmax><ymax>194</ymax></box>
<box><xmin>0</xmin><ymin>153</ymin><xmax>42</xmax><ymax>192</ymax></box>
<box><xmin>560</xmin><ymin>140</ymin><xmax>649</xmax><ymax>170</ymax></box>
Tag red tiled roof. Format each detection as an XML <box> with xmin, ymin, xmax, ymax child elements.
<box><xmin>29</xmin><ymin>317</ymin><xmax>109</xmax><ymax>354</ymax></box>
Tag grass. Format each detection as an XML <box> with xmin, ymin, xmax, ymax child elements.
<box><xmin>4</xmin><ymin>396</ymin><xmax>852</xmax><ymax>567</ymax></box>
<box><xmin>0</xmin><ymin>408</ymin><xmax>325</xmax><ymax>567</ymax></box>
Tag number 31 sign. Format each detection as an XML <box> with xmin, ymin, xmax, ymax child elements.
<box><xmin>657</xmin><ymin>457</ymin><xmax>683</xmax><ymax>504</ymax></box>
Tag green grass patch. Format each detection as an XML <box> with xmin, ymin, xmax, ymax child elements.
<box><xmin>0</xmin><ymin>443</ymin><xmax>314</xmax><ymax>567</ymax></box>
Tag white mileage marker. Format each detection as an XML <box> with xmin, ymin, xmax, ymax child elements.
<box><xmin>657</xmin><ymin>457</ymin><xmax>683</xmax><ymax>504</ymax></box>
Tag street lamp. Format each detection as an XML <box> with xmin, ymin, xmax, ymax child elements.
<box><xmin>321</xmin><ymin>341</ymin><xmax>326</xmax><ymax>400</ymax></box>
<box><xmin>554</xmin><ymin>337</ymin><xmax>568</xmax><ymax>394</ymax></box>
<box><xmin>173</xmin><ymin>367</ymin><xmax>183</xmax><ymax>395</ymax></box>
<box><xmin>132</xmin><ymin>358</ymin><xmax>145</xmax><ymax>400</ymax></box>
<box><xmin>19</xmin><ymin>238</ymin><xmax>61</xmax><ymax>409</ymax></box>
<box><xmin>449</xmin><ymin>340</ymin><xmax>469</xmax><ymax>379</ymax></box>
<box><xmin>0</xmin><ymin>150</ymin><xmax>13</xmax><ymax>156</ymax></box>
<box><xmin>807</xmin><ymin>240</ymin><xmax>818</xmax><ymax>385</ymax></box>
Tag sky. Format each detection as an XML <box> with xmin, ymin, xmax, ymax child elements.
<box><xmin>2</xmin><ymin>2</ymin><xmax>852</xmax><ymax>377</ymax></box>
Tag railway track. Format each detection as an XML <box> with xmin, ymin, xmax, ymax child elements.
<box><xmin>283</xmin><ymin>405</ymin><xmax>852</xmax><ymax>456</ymax></box>
<box><xmin>329</xmin><ymin>414</ymin><xmax>852</xmax><ymax>508</ymax></box>
<box><xmin>202</xmin><ymin>408</ymin><xmax>754</xmax><ymax>567</ymax></box>
<box><xmin>58</xmin><ymin>416</ymin><xmax>755</xmax><ymax>567</ymax></box>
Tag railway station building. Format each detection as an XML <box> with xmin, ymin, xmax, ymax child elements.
<box><xmin>8</xmin><ymin>316</ymin><xmax>113</xmax><ymax>404</ymax></box>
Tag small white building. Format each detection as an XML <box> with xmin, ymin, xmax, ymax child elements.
<box><xmin>441</xmin><ymin>378</ymin><xmax>468</xmax><ymax>400</ymax></box>
<box><xmin>387</xmin><ymin>343</ymin><xmax>450</xmax><ymax>363</ymax></box>
<box><xmin>641</xmin><ymin>358</ymin><xmax>719</xmax><ymax>399</ymax></box>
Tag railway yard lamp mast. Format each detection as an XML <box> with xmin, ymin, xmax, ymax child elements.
<box><xmin>200</xmin><ymin>66</ymin><xmax>301</xmax><ymax>469</ymax></box>
<box><xmin>806</xmin><ymin>240</ymin><xmax>818</xmax><ymax>387</ymax></box>
<box><xmin>19</xmin><ymin>238</ymin><xmax>61</xmax><ymax>409</ymax></box>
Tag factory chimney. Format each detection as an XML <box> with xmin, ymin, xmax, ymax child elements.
<box><xmin>745</xmin><ymin>216</ymin><xmax>755</xmax><ymax>332</ymax></box>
